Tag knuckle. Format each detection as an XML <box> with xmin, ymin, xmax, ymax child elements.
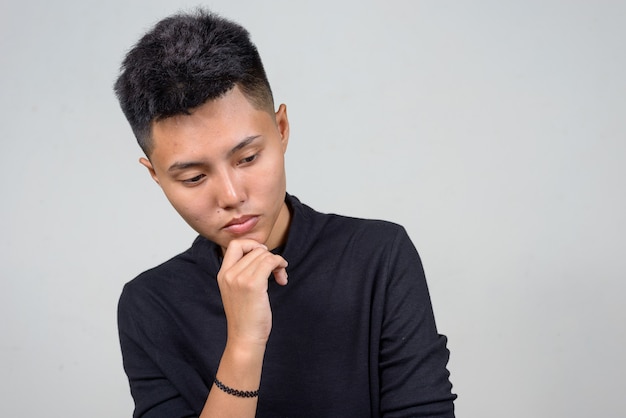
<box><xmin>258</xmin><ymin>252</ymin><xmax>277</xmax><ymax>265</ymax></box>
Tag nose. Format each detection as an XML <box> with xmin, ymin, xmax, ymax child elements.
<box><xmin>214</xmin><ymin>168</ymin><xmax>245</xmax><ymax>209</ymax></box>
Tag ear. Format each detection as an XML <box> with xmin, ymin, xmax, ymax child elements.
<box><xmin>275</xmin><ymin>104</ymin><xmax>290</xmax><ymax>153</ymax></box>
<box><xmin>139</xmin><ymin>157</ymin><xmax>160</xmax><ymax>185</ymax></box>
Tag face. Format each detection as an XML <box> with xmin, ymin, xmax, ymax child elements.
<box><xmin>140</xmin><ymin>86</ymin><xmax>291</xmax><ymax>252</ymax></box>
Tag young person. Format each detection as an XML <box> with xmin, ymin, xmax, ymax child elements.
<box><xmin>114</xmin><ymin>9</ymin><xmax>456</xmax><ymax>418</ymax></box>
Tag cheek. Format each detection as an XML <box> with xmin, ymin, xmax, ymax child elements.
<box><xmin>256</xmin><ymin>153</ymin><xmax>286</xmax><ymax>187</ymax></box>
<box><xmin>164</xmin><ymin>189</ymin><xmax>209</xmax><ymax>222</ymax></box>
<box><xmin>254</xmin><ymin>166</ymin><xmax>285</xmax><ymax>196</ymax></box>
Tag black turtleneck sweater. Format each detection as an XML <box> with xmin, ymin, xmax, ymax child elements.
<box><xmin>118</xmin><ymin>194</ymin><xmax>456</xmax><ymax>417</ymax></box>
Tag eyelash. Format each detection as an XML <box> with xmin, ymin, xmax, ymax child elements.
<box><xmin>237</xmin><ymin>154</ymin><xmax>258</xmax><ymax>166</ymax></box>
<box><xmin>180</xmin><ymin>154</ymin><xmax>258</xmax><ymax>185</ymax></box>
<box><xmin>183</xmin><ymin>174</ymin><xmax>205</xmax><ymax>185</ymax></box>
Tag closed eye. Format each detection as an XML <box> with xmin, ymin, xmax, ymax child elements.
<box><xmin>183</xmin><ymin>174</ymin><xmax>206</xmax><ymax>185</ymax></box>
<box><xmin>237</xmin><ymin>154</ymin><xmax>258</xmax><ymax>166</ymax></box>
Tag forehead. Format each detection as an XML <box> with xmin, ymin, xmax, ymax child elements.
<box><xmin>149</xmin><ymin>87</ymin><xmax>274</xmax><ymax>160</ymax></box>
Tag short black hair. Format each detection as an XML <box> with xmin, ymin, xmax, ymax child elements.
<box><xmin>114</xmin><ymin>9</ymin><xmax>274</xmax><ymax>156</ymax></box>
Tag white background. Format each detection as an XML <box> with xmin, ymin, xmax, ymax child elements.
<box><xmin>1</xmin><ymin>1</ymin><xmax>624</xmax><ymax>417</ymax></box>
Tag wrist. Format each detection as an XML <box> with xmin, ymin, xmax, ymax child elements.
<box><xmin>223</xmin><ymin>338</ymin><xmax>267</xmax><ymax>364</ymax></box>
<box><xmin>214</xmin><ymin>377</ymin><xmax>259</xmax><ymax>398</ymax></box>
<box><xmin>221</xmin><ymin>337</ymin><xmax>267</xmax><ymax>377</ymax></box>
<box><xmin>214</xmin><ymin>340</ymin><xmax>266</xmax><ymax>399</ymax></box>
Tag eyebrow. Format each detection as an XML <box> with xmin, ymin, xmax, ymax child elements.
<box><xmin>228</xmin><ymin>135</ymin><xmax>260</xmax><ymax>157</ymax></box>
<box><xmin>167</xmin><ymin>135</ymin><xmax>261</xmax><ymax>173</ymax></box>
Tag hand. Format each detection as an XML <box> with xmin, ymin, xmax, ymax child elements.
<box><xmin>217</xmin><ymin>239</ymin><xmax>288</xmax><ymax>348</ymax></box>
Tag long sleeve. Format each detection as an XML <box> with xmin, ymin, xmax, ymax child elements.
<box><xmin>117</xmin><ymin>257</ymin><xmax>224</xmax><ymax>418</ymax></box>
<box><xmin>376</xmin><ymin>227</ymin><xmax>456</xmax><ymax>417</ymax></box>
<box><xmin>118</xmin><ymin>282</ymin><xmax>205</xmax><ymax>418</ymax></box>
<box><xmin>116</xmin><ymin>196</ymin><xmax>455</xmax><ymax>417</ymax></box>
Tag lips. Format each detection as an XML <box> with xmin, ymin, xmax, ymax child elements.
<box><xmin>222</xmin><ymin>215</ymin><xmax>260</xmax><ymax>235</ymax></box>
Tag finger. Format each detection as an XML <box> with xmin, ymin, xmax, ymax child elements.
<box><xmin>272</xmin><ymin>266</ymin><xmax>289</xmax><ymax>286</ymax></box>
<box><xmin>237</xmin><ymin>252</ymin><xmax>287</xmax><ymax>283</ymax></box>
<box><xmin>221</xmin><ymin>239</ymin><xmax>267</xmax><ymax>270</ymax></box>
<box><xmin>224</xmin><ymin>247</ymin><xmax>276</xmax><ymax>281</ymax></box>
<box><xmin>222</xmin><ymin>248</ymin><xmax>288</xmax><ymax>287</ymax></box>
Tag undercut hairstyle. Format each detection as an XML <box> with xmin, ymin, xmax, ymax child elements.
<box><xmin>114</xmin><ymin>9</ymin><xmax>275</xmax><ymax>156</ymax></box>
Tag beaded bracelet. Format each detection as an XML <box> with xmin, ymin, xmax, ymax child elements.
<box><xmin>214</xmin><ymin>377</ymin><xmax>259</xmax><ymax>398</ymax></box>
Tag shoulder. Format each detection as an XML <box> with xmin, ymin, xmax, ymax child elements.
<box><xmin>123</xmin><ymin>247</ymin><xmax>192</xmax><ymax>289</ymax></box>
<box><xmin>118</xmin><ymin>236</ymin><xmax>216</xmax><ymax>311</ymax></box>
<box><xmin>329</xmin><ymin>213</ymin><xmax>405</xmax><ymax>235</ymax></box>
<box><xmin>291</xmin><ymin>196</ymin><xmax>415</xmax><ymax>266</ymax></box>
<box><xmin>322</xmin><ymin>212</ymin><xmax>411</xmax><ymax>251</ymax></box>
<box><xmin>290</xmin><ymin>194</ymin><xmax>408</xmax><ymax>244</ymax></box>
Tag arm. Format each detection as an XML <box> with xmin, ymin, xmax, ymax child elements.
<box><xmin>379</xmin><ymin>228</ymin><xmax>456</xmax><ymax>417</ymax></box>
<box><xmin>199</xmin><ymin>240</ymin><xmax>288</xmax><ymax>418</ymax></box>
<box><xmin>118</xmin><ymin>239</ymin><xmax>287</xmax><ymax>418</ymax></box>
